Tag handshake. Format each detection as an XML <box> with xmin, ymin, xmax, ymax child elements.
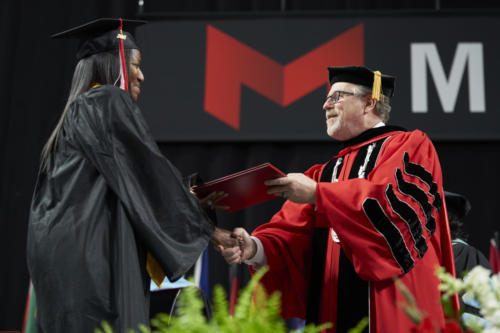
<box><xmin>200</xmin><ymin>171</ymin><xmax>318</xmax><ymax>265</ymax></box>
<box><xmin>211</xmin><ymin>227</ymin><xmax>257</xmax><ymax>265</ymax></box>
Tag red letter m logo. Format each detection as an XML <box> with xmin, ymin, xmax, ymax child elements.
<box><xmin>204</xmin><ymin>24</ymin><xmax>364</xmax><ymax>130</ymax></box>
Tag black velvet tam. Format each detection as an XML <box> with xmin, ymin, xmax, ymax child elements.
<box><xmin>328</xmin><ymin>66</ymin><xmax>396</xmax><ymax>97</ymax></box>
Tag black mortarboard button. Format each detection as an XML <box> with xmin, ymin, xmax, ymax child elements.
<box><xmin>444</xmin><ymin>191</ymin><xmax>471</xmax><ymax>221</ymax></box>
<box><xmin>51</xmin><ymin>18</ymin><xmax>147</xmax><ymax>60</ymax></box>
<box><xmin>328</xmin><ymin>66</ymin><xmax>396</xmax><ymax>99</ymax></box>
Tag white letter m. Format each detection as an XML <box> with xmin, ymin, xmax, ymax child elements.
<box><xmin>411</xmin><ymin>43</ymin><xmax>485</xmax><ymax>113</ymax></box>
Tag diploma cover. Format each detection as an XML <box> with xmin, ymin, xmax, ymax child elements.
<box><xmin>192</xmin><ymin>163</ymin><xmax>286</xmax><ymax>212</ymax></box>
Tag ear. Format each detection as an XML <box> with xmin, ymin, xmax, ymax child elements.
<box><xmin>364</xmin><ymin>96</ymin><xmax>377</xmax><ymax>114</ymax></box>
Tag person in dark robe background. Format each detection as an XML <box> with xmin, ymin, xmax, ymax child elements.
<box><xmin>27</xmin><ymin>18</ymin><xmax>233</xmax><ymax>333</ymax></box>
<box><xmin>445</xmin><ymin>190</ymin><xmax>491</xmax><ymax>321</ymax></box>
<box><xmin>445</xmin><ymin>191</ymin><xmax>491</xmax><ymax>277</ymax></box>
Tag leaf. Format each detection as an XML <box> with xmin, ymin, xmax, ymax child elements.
<box><xmin>395</xmin><ymin>279</ymin><xmax>417</xmax><ymax>307</ymax></box>
<box><xmin>94</xmin><ymin>321</ymin><xmax>113</xmax><ymax>333</ymax></box>
<box><xmin>302</xmin><ymin>322</ymin><xmax>333</xmax><ymax>333</ymax></box>
<box><xmin>347</xmin><ymin>317</ymin><xmax>369</xmax><ymax>333</ymax></box>
<box><xmin>440</xmin><ymin>296</ymin><xmax>456</xmax><ymax>318</ymax></box>
<box><xmin>212</xmin><ymin>285</ymin><xmax>230</xmax><ymax>327</ymax></box>
<box><xmin>233</xmin><ymin>266</ymin><xmax>269</xmax><ymax>321</ymax></box>
<box><xmin>137</xmin><ymin>323</ymin><xmax>151</xmax><ymax>333</ymax></box>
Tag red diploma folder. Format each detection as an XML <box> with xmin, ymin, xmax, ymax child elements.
<box><xmin>192</xmin><ymin>163</ymin><xmax>286</xmax><ymax>213</ymax></box>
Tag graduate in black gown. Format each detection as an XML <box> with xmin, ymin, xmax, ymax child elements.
<box><xmin>445</xmin><ymin>191</ymin><xmax>491</xmax><ymax>320</ymax></box>
<box><xmin>27</xmin><ymin>18</ymin><xmax>232</xmax><ymax>333</ymax></box>
<box><xmin>445</xmin><ymin>191</ymin><xmax>491</xmax><ymax>278</ymax></box>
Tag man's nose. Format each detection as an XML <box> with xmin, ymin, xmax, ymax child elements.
<box><xmin>322</xmin><ymin>100</ymin><xmax>330</xmax><ymax>111</ymax></box>
<box><xmin>138</xmin><ymin>69</ymin><xmax>145</xmax><ymax>82</ymax></box>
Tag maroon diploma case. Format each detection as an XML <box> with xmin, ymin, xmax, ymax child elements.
<box><xmin>192</xmin><ymin>163</ymin><xmax>286</xmax><ymax>212</ymax></box>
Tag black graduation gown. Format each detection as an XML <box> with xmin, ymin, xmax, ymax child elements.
<box><xmin>27</xmin><ymin>85</ymin><xmax>214</xmax><ymax>332</ymax></box>
<box><xmin>452</xmin><ymin>239</ymin><xmax>492</xmax><ymax>316</ymax></box>
<box><xmin>453</xmin><ymin>239</ymin><xmax>491</xmax><ymax>278</ymax></box>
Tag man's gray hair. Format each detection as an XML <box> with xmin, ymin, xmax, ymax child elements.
<box><xmin>353</xmin><ymin>84</ymin><xmax>391</xmax><ymax>122</ymax></box>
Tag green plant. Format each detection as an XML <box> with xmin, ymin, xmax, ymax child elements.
<box><xmin>96</xmin><ymin>266</ymin><xmax>332</xmax><ymax>333</ymax></box>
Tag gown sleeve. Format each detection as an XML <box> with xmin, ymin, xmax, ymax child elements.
<box><xmin>251</xmin><ymin>164</ymin><xmax>324</xmax><ymax>318</ymax></box>
<box><xmin>65</xmin><ymin>86</ymin><xmax>214</xmax><ymax>281</ymax></box>
<box><xmin>315</xmin><ymin>130</ymin><xmax>448</xmax><ymax>281</ymax></box>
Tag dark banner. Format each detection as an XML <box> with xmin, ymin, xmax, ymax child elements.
<box><xmin>136</xmin><ymin>14</ymin><xmax>499</xmax><ymax>141</ymax></box>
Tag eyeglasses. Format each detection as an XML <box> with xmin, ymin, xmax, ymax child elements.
<box><xmin>324</xmin><ymin>90</ymin><xmax>356</xmax><ymax>104</ymax></box>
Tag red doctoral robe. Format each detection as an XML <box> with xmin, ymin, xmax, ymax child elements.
<box><xmin>252</xmin><ymin>126</ymin><xmax>458</xmax><ymax>333</ymax></box>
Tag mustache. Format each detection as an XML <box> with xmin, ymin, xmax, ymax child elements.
<box><xmin>326</xmin><ymin>111</ymin><xmax>338</xmax><ymax>119</ymax></box>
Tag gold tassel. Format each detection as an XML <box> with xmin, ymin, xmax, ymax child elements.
<box><xmin>372</xmin><ymin>71</ymin><xmax>382</xmax><ymax>101</ymax></box>
<box><xmin>89</xmin><ymin>82</ymin><xmax>101</xmax><ymax>90</ymax></box>
<box><xmin>146</xmin><ymin>252</ymin><xmax>165</xmax><ymax>288</ymax></box>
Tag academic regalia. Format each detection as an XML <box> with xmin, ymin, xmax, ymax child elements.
<box><xmin>27</xmin><ymin>85</ymin><xmax>214</xmax><ymax>332</ymax></box>
<box><xmin>453</xmin><ymin>239</ymin><xmax>492</xmax><ymax>279</ymax></box>
<box><xmin>444</xmin><ymin>191</ymin><xmax>492</xmax><ymax>319</ymax></box>
<box><xmin>252</xmin><ymin>125</ymin><xmax>458</xmax><ymax>332</ymax></box>
<box><xmin>444</xmin><ymin>191</ymin><xmax>492</xmax><ymax>278</ymax></box>
<box><xmin>27</xmin><ymin>19</ymin><xmax>214</xmax><ymax>333</ymax></box>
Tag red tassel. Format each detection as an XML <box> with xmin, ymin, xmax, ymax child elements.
<box><xmin>118</xmin><ymin>18</ymin><xmax>128</xmax><ymax>91</ymax></box>
<box><xmin>229</xmin><ymin>275</ymin><xmax>239</xmax><ymax>316</ymax></box>
<box><xmin>490</xmin><ymin>239</ymin><xmax>500</xmax><ymax>274</ymax></box>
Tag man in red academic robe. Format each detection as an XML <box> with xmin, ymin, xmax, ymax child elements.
<box><xmin>219</xmin><ymin>66</ymin><xmax>458</xmax><ymax>332</ymax></box>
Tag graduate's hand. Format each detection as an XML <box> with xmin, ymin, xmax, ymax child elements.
<box><xmin>211</xmin><ymin>227</ymin><xmax>238</xmax><ymax>248</ymax></box>
<box><xmin>265</xmin><ymin>173</ymin><xmax>317</xmax><ymax>204</ymax></box>
<box><xmin>196</xmin><ymin>191</ymin><xmax>229</xmax><ymax>210</ymax></box>
<box><xmin>217</xmin><ymin>227</ymin><xmax>256</xmax><ymax>264</ymax></box>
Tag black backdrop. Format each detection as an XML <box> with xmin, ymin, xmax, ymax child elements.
<box><xmin>1</xmin><ymin>0</ymin><xmax>499</xmax><ymax>330</ymax></box>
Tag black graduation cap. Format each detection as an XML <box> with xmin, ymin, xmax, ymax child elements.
<box><xmin>328</xmin><ymin>66</ymin><xmax>396</xmax><ymax>99</ymax></box>
<box><xmin>51</xmin><ymin>18</ymin><xmax>147</xmax><ymax>60</ymax></box>
<box><xmin>444</xmin><ymin>191</ymin><xmax>471</xmax><ymax>221</ymax></box>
